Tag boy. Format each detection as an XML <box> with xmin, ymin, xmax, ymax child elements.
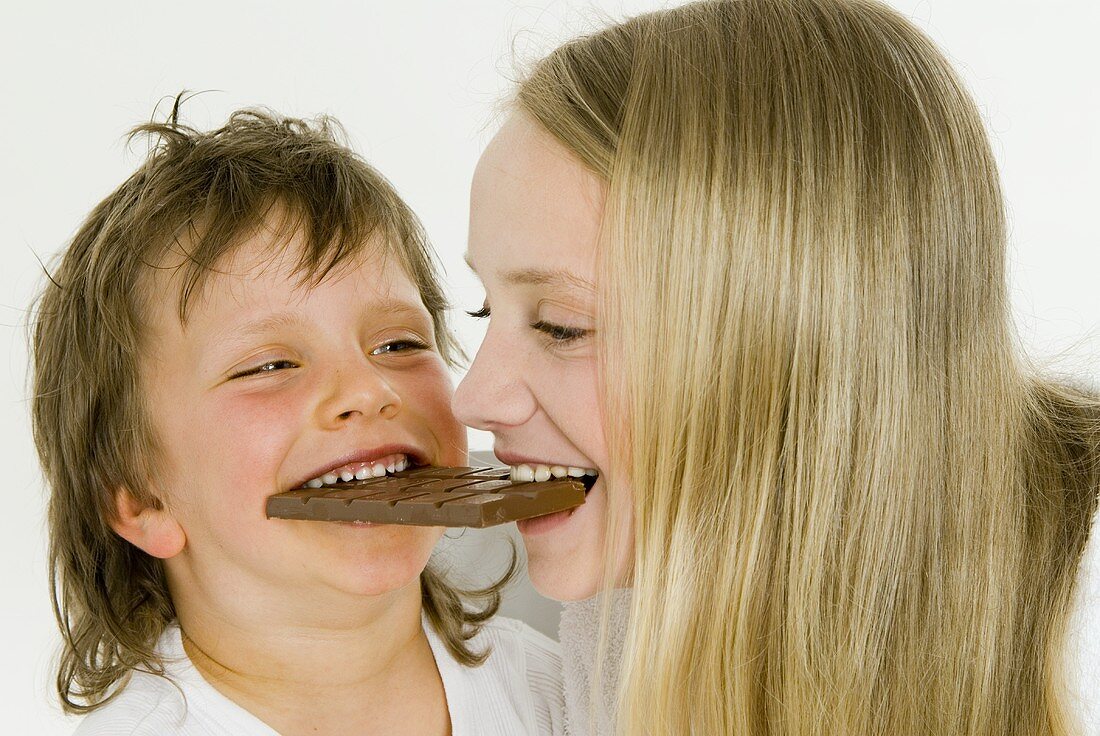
<box><xmin>32</xmin><ymin>103</ymin><xmax>563</xmax><ymax>735</ymax></box>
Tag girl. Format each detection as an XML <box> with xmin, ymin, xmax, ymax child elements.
<box><xmin>454</xmin><ymin>1</ymin><xmax>1100</xmax><ymax>734</ymax></box>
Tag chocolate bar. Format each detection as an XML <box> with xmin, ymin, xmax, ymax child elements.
<box><xmin>265</xmin><ymin>466</ymin><xmax>586</xmax><ymax>528</ymax></box>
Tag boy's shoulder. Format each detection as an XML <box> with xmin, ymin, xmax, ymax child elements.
<box><xmin>71</xmin><ymin>668</ymin><xmax>189</xmax><ymax>736</ymax></box>
<box><xmin>473</xmin><ymin>615</ymin><xmax>563</xmax><ymax>688</ymax></box>
<box><xmin>477</xmin><ymin>614</ymin><xmax>562</xmax><ymax>659</ymax></box>
<box><xmin>426</xmin><ymin>614</ymin><xmax>565</xmax><ymax>736</ymax></box>
<box><xmin>71</xmin><ymin>625</ymin><xmax>278</xmax><ymax>736</ymax></box>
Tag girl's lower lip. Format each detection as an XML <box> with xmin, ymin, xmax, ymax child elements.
<box><xmin>516</xmin><ymin>507</ymin><xmax>577</xmax><ymax>535</ymax></box>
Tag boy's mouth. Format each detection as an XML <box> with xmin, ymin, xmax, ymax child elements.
<box><xmin>508</xmin><ymin>463</ymin><xmax>599</xmax><ymax>493</ymax></box>
<box><xmin>299</xmin><ymin>452</ymin><xmax>419</xmax><ymax>489</ymax></box>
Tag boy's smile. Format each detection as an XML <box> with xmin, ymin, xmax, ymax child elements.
<box><xmin>138</xmin><ymin>222</ymin><xmax>466</xmax><ymax>620</ymax></box>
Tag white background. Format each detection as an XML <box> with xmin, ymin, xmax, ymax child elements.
<box><xmin>1</xmin><ymin>0</ymin><xmax>1097</xmax><ymax>731</ymax></box>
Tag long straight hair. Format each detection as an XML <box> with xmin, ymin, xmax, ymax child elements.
<box><xmin>517</xmin><ymin>1</ymin><xmax>1100</xmax><ymax>733</ymax></box>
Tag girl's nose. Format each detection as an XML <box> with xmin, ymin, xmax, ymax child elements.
<box><xmin>452</xmin><ymin>327</ymin><xmax>537</xmax><ymax>431</ymax></box>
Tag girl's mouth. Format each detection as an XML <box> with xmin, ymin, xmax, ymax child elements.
<box><xmin>507</xmin><ymin>463</ymin><xmax>599</xmax><ymax>493</ymax></box>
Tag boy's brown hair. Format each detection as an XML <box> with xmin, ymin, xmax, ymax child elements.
<box><xmin>32</xmin><ymin>97</ymin><xmax>510</xmax><ymax>713</ymax></box>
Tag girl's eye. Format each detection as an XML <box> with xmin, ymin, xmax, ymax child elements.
<box><xmin>371</xmin><ymin>339</ymin><xmax>430</xmax><ymax>356</ymax></box>
<box><xmin>466</xmin><ymin>305</ymin><xmax>491</xmax><ymax>319</ymax></box>
<box><xmin>231</xmin><ymin>359</ymin><xmax>298</xmax><ymax>379</ymax></box>
<box><xmin>531</xmin><ymin>320</ymin><xmax>590</xmax><ymax>345</ymax></box>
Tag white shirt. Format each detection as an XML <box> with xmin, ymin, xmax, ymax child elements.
<box><xmin>72</xmin><ymin>614</ymin><xmax>565</xmax><ymax>736</ymax></box>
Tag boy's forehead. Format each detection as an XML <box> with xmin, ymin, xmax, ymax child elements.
<box><xmin>150</xmin><ymin>225</ymin><xmax>414</xmax><ymax>329</ymax></box>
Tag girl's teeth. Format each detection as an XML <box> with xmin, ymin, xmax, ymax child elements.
<box><xmin>371</xmin><ymin>462</ymin><xmax>387</xmax><ymax>477</ymax></box>
<box><xmin>354</xmin><ymin>466</ymin><xmax>371</xmax><ymax>480</ymax></box>
<box><xmin>322</xmin><ymin>473</ymin><xmax>339</xmax><ymax>485</ymax></box>
<box><xmin>340</xmin><ymin>471</ymin><xmax>354</xmax><ymax>482</ymax></box>
<box><xmin>307</xmin><ymin>478</ymin><xmax>324</xmax><ymax>488</ymax></box>
<box><xmin>511</xmin><ymin>464</ymin><xmax>599</xmax><ymax>482</ymax></box>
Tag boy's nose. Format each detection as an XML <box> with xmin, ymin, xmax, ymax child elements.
<box><xmin>452</xmin><ymin>329</ymin><xmax>536</xmax><ymax>431</ymax></box>
<box><xmin>319</xmin><ymin>363</ymin><xmax>402</xmax><ymax>427</ymax></box>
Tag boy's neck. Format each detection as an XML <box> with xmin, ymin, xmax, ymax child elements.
<box><xmin>174</xmin><ymin>578</ymin><xmax>450</xmax><ymax>736</ymax></box>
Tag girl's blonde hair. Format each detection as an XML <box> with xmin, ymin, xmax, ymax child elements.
<box><xmin>517</xmin><ymin>1</ymin><xmax>1100</xmax><ymax>733</ymax></box>
<box><xmin>32</xmin><ymin>100</ymin><xmax>509</xmax><ymax>713</ymax></box>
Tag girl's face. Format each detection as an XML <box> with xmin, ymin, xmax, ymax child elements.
<box><xmin>454</xmin><ymin>113</ymin><xmax>632</xmax><ymax>601</ymax></box>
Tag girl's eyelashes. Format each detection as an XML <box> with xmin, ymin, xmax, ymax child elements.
<box><xmin>466</xmin><ymin>305</ymin><xmax>491</xmax><ymax>319</ymax></box>
<box><xmin>230</xmin><ymin>359</ymin><xmax>298</xmax><ymax>379</ymax></box>
<box><xmin>531</xmin><ymin>319</ymin><xmax>590</xmax><ymax>344</ymax></box>
<box><xmin>466</xmin><ymin>301</ymin><xmax>590</xmax><ymax>345</ymax></box>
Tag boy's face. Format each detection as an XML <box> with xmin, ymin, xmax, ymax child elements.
<box><xmin>139</xmin><ymin>226</ymin><xmax>466</xmax><ymax>617</ymax></box>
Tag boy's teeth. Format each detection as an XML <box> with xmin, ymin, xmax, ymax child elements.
<box><xmin>304</xmin><ymin>453</ymin><xmax>410</xmax><ymax>488</ymax></box>
<box><xmin>510</xmin><ymin>463</ymin><xmax>599</xmax><ymax>482</ymax></box>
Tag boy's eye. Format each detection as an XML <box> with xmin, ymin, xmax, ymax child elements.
<box><xmin>371</xmin><ymin>339</ymin><xmax>430</xmax><ymax>355</ymax></box>
<box><xmin>531</xmin><ymin>320</ymin><xmax>590</xmax><ymax>345</ymax></box>
<box><xmin>230</xmin><ymin>359</ymin><xmax>298</xmax><ymax>379</ymax></box>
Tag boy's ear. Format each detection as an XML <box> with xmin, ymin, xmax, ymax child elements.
<box><xmin>109</xmin><ymin>488</ymin><xmax>186</xmax><ymax>559</ymax></box>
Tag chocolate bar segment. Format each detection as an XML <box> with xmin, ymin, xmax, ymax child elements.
<box><xmin>265</xmin><ymin>466</ymin><xmax>585</xmax><ymax>528</ymax></box>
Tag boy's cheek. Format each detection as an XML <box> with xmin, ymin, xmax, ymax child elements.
<box><xmin>397</xmin><ymin>366</ymin><xmax>468</xmax><ymax>462</ymax></box>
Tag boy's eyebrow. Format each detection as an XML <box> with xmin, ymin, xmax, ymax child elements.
<box><xmin>463</xmin><ymin>253</ymin><xmax>595</xmax><ymax>293</ymax></box>
<box><xmin>212</xmin><ymin>300</ymin><xmax>431</xmax><ymax>351</ymax></box>
<box><xmin>221</xmin><ymin>313</ymin><xmax>305</xmax><ymax>342</ymax></box>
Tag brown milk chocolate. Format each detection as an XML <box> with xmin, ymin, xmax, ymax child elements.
<box><xmin>265</xmin><ymin>466</ymin><xmax>586</xmax><ymax>528</ymax></box>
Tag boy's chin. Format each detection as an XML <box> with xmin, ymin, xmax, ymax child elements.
<box><xmin>310</xmin><ymin>527</ymin><xmax>441</xmax><ymax>597</ymax></box>
<box><xmin>327</xmin><ymin>555</ymin><xmax>436</xmax><ymax>599</ymax></box>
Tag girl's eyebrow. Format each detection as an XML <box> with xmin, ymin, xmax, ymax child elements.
<box><xmin>464</xmin><ymin>253</ymin><xmax>594</xmax><ymax>293</ymax></box>
<box><xmin>503</xmin><ymin>267</ymin><xmax>595</xmax><ymax>293</ymax></box>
